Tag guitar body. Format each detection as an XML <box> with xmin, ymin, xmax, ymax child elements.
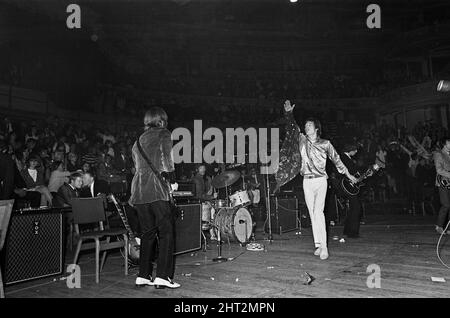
<box><xmin>340</xmin><ymin>178</ymin><xmax>360</xmax><ymax>196</ymax></box>
<box><xmin>339</xmin><ymin>164</ymin><xmax>381</xmax><ymax>197</ymax></box>
<box><xmin>437</xmin><ymin>174</ymin><xmax>450</xmax><ymax>190</ymax></box>
<box><xmin>128</xmin><ymin>238</ymin><xmax>140</xmax><ymax>265</ymax></box>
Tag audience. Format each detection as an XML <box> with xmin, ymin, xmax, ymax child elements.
<box><xmin>54</xmin><ymin>172</ymin><xmax>83</xmax><ymax>207</ymax></box>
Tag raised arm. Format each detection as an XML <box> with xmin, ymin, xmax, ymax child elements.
<box><xmin>274</xmin><ymin>100</ymin><xmax>302</xmax><ymax>190</ymax></box>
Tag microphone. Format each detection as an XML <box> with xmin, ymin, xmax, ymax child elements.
<box><xmin>437</xmin><ymin>80</ymin><xmax>450</xmax><ymax>92</ymax></box>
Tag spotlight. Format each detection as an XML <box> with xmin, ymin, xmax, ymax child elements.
<box><xmin>290</xmin><ymin>0</ymin><xmax>298</xmax><ymax>2</ymax></box>
<box><xmin>437</xmin><ymin>80</ymin><xmax>450</xmax><ymax>92</ymax></box>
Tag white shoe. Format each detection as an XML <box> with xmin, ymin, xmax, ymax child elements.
<box><xmin>135</xmin><ymin>277</ymin><xmax>154</xmax><ymax>287</ymax></box>
<box><xmin>154</xmin><ymin>277</ymin><xmax>181</xmax><ymax>289</ymax></box>
<box><xmin>320</xmin><ymin>248</ymin><xmax>329</xmax><ymax>260</ymax></box>
<box><xmin>314</xmin><ymin>247</ymin><xmax>321</xmax><ymax>256</ymax></box>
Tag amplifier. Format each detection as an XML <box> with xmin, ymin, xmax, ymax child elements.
<box><xmin>174</xmin><ymin>203</ymin><xmax>202</xmax><ymax>255</ymax></box>
<box><xmin>2</xmin><ymin>208</ymin><xmax>63</xmax><ymax>285</ymax></box>
<box><xmin>265</xmin><ymin>196</ymin><xmax>299</xmax><ymax>235</ymax></box>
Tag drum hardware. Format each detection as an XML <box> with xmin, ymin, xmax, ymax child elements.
<box><xmin>210</xmin><ymin>222</ymin><xmax>228</xmax><ymax>263</ymax></box>
<box><xmin>238</xmin><ymin>219</ymin><xmax>248</xmax><ymax>247</ymax></box>
<box><xmin>263</xmin><ymin>165</ymin><xmax>273</xmax><ymax>243</ymax></box>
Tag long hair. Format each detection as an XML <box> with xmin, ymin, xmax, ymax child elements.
<box><xmin>305</xmin><ymin>117</ymin><xmax>322</xmax><ymax>137</ymax></box>
<box><xmin>144</xmin><ymin>107</ymin><xmax>168</xmax><ymax>129</ymax></box>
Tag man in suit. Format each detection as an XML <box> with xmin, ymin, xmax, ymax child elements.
<box><xmin>55</xmin><ymin>172</ymin><xmax>83</xmax><ymax>207</ymax></box>
<box><xmin>80</xmin><ymin>171</ymin><xmax>109</xmax><ymax>198</ymax></box>
<box><xmin>114</xmin><ymin>145</ymin><xmax>132</xmax><ymax>174</ymax></box>
<box><xmin>340</xmin><ymin>143</ymin><xmax>362</xmax><ymax>238</ymax></box>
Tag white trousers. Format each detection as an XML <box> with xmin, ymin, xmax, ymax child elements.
<box><xmin>303</xmin><ymin>177</ymin><xmax>328</xmax><ymax>249</ymax></box>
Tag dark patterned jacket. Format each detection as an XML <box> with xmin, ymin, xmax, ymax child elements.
<box><xmin>129</xmin><ymin>127</ymin><xmax>174</xmax><ymax>205</ymax></box>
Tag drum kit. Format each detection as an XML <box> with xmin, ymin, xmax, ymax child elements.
<box><xmin>201</xmin><ymin>169</ymin><xmax>254</xmax><ymax>245</ymax></box>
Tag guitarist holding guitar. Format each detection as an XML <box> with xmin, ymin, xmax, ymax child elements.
<box><xmin>434</xmin><ymin>136</ymin><xmax>450</xmax><ymax>235</ymax></box>
<box><xmin>128</xmin><ymin>107</ymin><xmax>180</xmax><ymax>289</ymax></box>
<box><xmin>339</xmin><ymin>143</ymin><xmax>363</xmax><ymax>238</ymax></box>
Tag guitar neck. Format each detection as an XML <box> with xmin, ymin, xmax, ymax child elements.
<box><xmin>110</xmin><ymin>196</ymin><xmax>136</xmax><ymax>240</ymax></box>
<box><xmin>356</xmin><ymin>167</ymin><xmax>375</xmax><ymax>183</ymax></box>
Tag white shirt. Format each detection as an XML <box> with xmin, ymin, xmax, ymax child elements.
<box><xmin>28</xmin><ymin>169</ymin><xmax>37</xmax><ymax>183</ymax></box>
<box><xmin>375</xmin><ymin>150</ymin><xmax>386</xmax><ymax>168</ymax></box>
<box><xmin>90</xmin><ymin>182</ymin><xmax>95</xmax><ymax>197</ymax></box>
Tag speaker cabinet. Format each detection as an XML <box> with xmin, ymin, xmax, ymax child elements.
<box><xmin>2</xmin><ymin>209</ymin><xmax>63</xmax><ymax>285</ymax></box>
<box><xmin>174</xmin><ymin>203</ymin><xmax>202</xmax><ymax>255</ymax></box>
<box><xmin>265</xmin><ymin>196</ymin><xmax>299</xmax><ymax>235</ymax></box>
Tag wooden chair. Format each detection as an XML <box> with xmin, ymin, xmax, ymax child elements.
<box><xmin>71</xmin><ymin>197</ymin><xmax>128</xmax><ymax>283</ymax></box>
<box><xmin>0</xmin><ymin>200</ymin><xmax>14</xmax><ymax>298</ymax></box>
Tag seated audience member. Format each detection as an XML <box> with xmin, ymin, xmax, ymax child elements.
<box><xmin>12</xmin><ymin>165</ymin><xmax>41</xmax><ymax>208</ymax></box>
<box><xmin>82</xmin><ymin>145</ymin><xmax>100</xmax><ymax>169</ymax></box>
<box><xmin>48</xmin><ymin>161</ymin><xmax>71</xmax><ymax>193</ymax></box>
<box><xmin>54</xmin><ymin>172</ymin><xmax>83</xmax><ymax>207</ymax></box>
<box><xmin>97</xmin><ymin>154</ymin><xmax>120</xmax><ymax>182</ymax></box>
<box><xmin>114</xmin><ymin>145</ymin><xmax>132</xmax><ymax>174</ymax></box>
<box><xmin>81</xmin><ymin>171</ymin><xmax>109</xmax><ymax>198</ymax></box>
<box><xmin>0</xmin><ymin>141</ymin><xmax>15</xmax><ymax>200</ymax></box>
<box><xmin>66</xmin><ymin>152</ymin><xmax>80</xmax><ymax>172</ymax></box>
<box><xmin>20</xmin><ymin>155</ymin><xmax>53</xmax><ymax>206</ymax></box>
<box><xmin>81</xmin><ymin>162</ymin><xmax>91</xmax><ymax>173</ymax></box>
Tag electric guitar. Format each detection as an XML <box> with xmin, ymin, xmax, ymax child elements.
<box><xmin>108</xmin><ymin>194</ymin><xmax>140</xmax><ymax>265</ymax></box>
<box><xmin>340</xmin><ymin>164</ymin><xmax>381</xmax><ymax>196</ymax></box>
<box><xmin>437</xmin><ymin>174</ymin><xmax>450</xmax><ymax>189</ymax></box>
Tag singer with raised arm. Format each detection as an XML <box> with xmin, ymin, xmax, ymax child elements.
<box><xmin>275</xmin><ymin>100</ymin><xmax>357</xmax><ymax>260</ymax></box>
<box><xmin>129</xmin><ymin>107</ymin><xmax>180</xmax><ymax>289</ymax></box>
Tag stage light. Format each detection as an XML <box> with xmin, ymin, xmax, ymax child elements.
<box><xmin>290</xmin><ymin>0</ymin><xmax>298</xmax><ymax>3</ymax></box>
<box><xmin>437</xmin><ymin>80</ymin><xmax>450</xmax><ymax>92</ymax></box>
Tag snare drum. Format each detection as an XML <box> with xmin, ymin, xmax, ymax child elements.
<box><xmin>213</xmin><ymin>199</ymin><xmax>228</xmax><ymax>209</ymax></box>
<box><xmin>229</xmin><ymin>190</ymin><xmax>251</xmax><ymax>207</ymax></box>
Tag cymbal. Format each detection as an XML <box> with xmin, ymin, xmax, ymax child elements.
<box><xmin>212</xmin><ymin>170</ymin><xmax>241</xmax><ymax>188</ymax></box>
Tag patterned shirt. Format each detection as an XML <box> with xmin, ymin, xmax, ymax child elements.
<box><xmin>275</xmin><ymin>111</ymin><xmax>348</xmax><ymax>188</ymax></box>
<box><xmin>434</xmin><ymin>149</ymin><xmax>450</xmax><ymax>187</ymax></box>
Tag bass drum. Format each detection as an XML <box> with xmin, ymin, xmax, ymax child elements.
<box><xmin>214</xmin><ymin>207</ymin><xmax>253</xmax><ymax>243</ymax></box>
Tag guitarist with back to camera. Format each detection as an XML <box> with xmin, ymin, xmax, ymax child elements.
<box><xmin>129</xmin><ymin>107</ymin><xmax>180</xmax><ymax>289</ymax></box>
<box><xmin>434</xmin><ymin>136</ymin><xmax>450</xmax><ymax>235</ymax></box>
<box><xmin>340</xmin><ymin>143</ymin><xmax>362</xmax><ymax>238</ymax></box>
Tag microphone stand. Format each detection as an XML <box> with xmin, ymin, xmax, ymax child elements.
<box><xmin>211</xmin><ymin>222</ymin><xmax>228</xmax><ymax>263</ymax></box>
<box><xmin>265</xmin><ymin>172</ymin><xmax>273</xmax><ymax>243</ymax></box>
<box><xmin>260</xmin><ymin>165</ymin><xmax>273</xmax><ymax>243</ymax></box>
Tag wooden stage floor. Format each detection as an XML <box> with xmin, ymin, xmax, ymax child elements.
<box><xmin>5</xmin><ymin>215</ymin><xmax>450</xmax><ymax>298</ymax></box>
